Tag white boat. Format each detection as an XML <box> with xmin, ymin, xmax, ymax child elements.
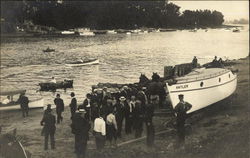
<box><xmin>166</xmin><ymin>68</ymin><xmax>237</xmax><ymax>113</ymax></box>
<box><xmin>66</xmin><ymin>58</ymin><xmax>99</xmax><ymax>67</ymax></box>
<box><xmin>79</xmin><ymin>31</ymin><xmax>95</xmax><ymax>36</ymax></box>
<box><xmin>107</xmin><ymin>30</ymin><xmax>117</xmax><ymax>34</ymax></box>
<box><xmin>78</xmin><ymin>28</ymin><xmax>95</xmax><ymax>36</ymax></box>
<box><xmin>0</xmin><ymin>89</ymin><xmax>44</xmax><ymax>111</ymax></box>
<box><xmin>61</xmin><ymin>30</ymin><xmax>75</xmax><ymax>35</ymax></box>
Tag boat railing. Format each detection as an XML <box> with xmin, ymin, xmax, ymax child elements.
<box><xmin>177</xmin><ymin>69</ymin><xmax>229</xmax><ymax>82</ymax></box>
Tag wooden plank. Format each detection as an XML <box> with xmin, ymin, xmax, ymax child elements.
<box><xmin>117</xmin><ymin>129</ymin><xmax>172</xmax><ymax>147</ymax></box>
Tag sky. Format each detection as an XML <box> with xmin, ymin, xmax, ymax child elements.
<box><xmin>170</xmin><ymin>1</ymin><xmax>249</xmax><ymax>21</ymax></box>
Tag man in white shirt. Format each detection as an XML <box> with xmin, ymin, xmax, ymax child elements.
<box><xmin>2</xmin><ymin>96</ymin><xmax>10</xmax><ymax>104</ymax></box>
<box><xmin>93</xmin><ymin>115</ymin><xmax>106</xmax><ymax>150</ymax></box>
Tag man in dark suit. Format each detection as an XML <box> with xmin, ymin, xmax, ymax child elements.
<box><xmin>174</xmin><ymin>94</ymin><xmax>192</xmax><ymax>149</ymax></box>
<box><xmin>54</xmin><ymin>94</ymin><xmax>64</xmax><ymax>124</ymax></box>
<box><xmin>71</xmin><ymin>109</ymin><xmax>90</xmax><ymax>158</ymax></box>
<box><xmin>40</xmin><ymin>107</ymin><xmax>56</xmax><ymax>150</ymax></box>
<box><xmin>18</xmin><ymin>92</ymin><xmax>29</xmax><ymax>118</ymax></box>
<box><xmin>69</xmin><ymin>92</ymin><xmax>77</xmax><ymax>119</ymax></box>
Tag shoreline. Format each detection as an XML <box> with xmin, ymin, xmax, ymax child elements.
<box><xmin>0</xmin><ymin>56</ymin><xmax>249</xmax><ymax>158</ymax></box>
<box><xmin>1</xmin><ymin>24</ymin><xmax>247</xmax><ymax>38</ymax></box>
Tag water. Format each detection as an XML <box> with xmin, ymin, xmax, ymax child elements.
<box><xmin>1</xmin><ymin>26</ymin><xmax>249</xmax><ymax>105</ymax></box>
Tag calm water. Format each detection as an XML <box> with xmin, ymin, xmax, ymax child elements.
<box><xmin>1</xmin><ymin>26</ymin><xmax>249</xmax><ymax>105</ymax></box>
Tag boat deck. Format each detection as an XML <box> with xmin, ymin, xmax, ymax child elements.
<box><xmin>176</xmin><ymin>68</ymin><xmax>230</xmax><ymax>83</ymax></box>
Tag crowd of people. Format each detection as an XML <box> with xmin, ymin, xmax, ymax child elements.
<box><xmin>41</xmin><ymin>82</ymin><xmax>161</xmax><ymax>158</ymax></box>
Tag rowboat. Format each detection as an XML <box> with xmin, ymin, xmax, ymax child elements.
<box><xmin>79</xmin><ymin>31</ymin><xmax>95</xmax><ymax>36</ymax></box>
<box><xmin>166</xmin><ymin>67</ymin><xmax>237</xmax><ymax>113</ymax></box>
<box><xmin>61</xmin><ymin>30</ymin><xmax>75</xmax><ymax>35</ymax></box>
<box><xmin>39</xmin><ymin>79</ymin><xmax>73</xmax><ymax>91</ymax></box>
<box><xmin>107</xmin><ymin>30</ymin><xmax>117</xmax><ymax>34</ymax></box>
<box><xmin>0</xmin><ymin>89</ymin><xmax>44</xmax><ymax>111</ymax></box>
<box><xmin>65</xmin><ymin>59</ymin><xmax>99</xmax><ymax>67</ymax></box>
<box><xmin>232</xmin><ymin>28</ymin><xmax>240</xmax><ymax>32</ymax></box>
<box><xmin>43</xmin><ymin>48</ymin><xmax>55</xmax><ymax>52</ymax></box>
<box><xmin>0</xmin><ymin>129</ymin><xmax>29</xmax><ymax>158</ymax></box>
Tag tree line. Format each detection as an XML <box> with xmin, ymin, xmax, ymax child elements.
<box><xmin>1</xmin><ymin>0</ymin><xmax>224</xmax><ymax>32</ymax></box>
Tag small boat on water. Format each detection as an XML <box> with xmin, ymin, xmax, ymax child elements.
<box><xmin>166</xmin><ymin>65</ymin><xmax>237</xmax><ymax>113</ymax></box>
<box><xmin>65</xmin><ymin>58</ymin><xmax>99</xmax><ymax>67</ymax></box>
<box><xmin>107</xmin><ymin>30</ymin><xmax>117</xmax><ymax>34</ymax></box>
<box><xmin>0</xmin><ymin>129</ymin><xmax>29</xmax><ymax>158</ymax></box>
<box><xmin>232</xmin><ymin>28</ymin><xmax>240</xmax><ymax>32</ymax></box>
<box><xmin>61</xmin><ymin>30</ymin><xmax>75</xmax><ymax>35</ymax></box>
<box><xmin>43</xmin><ymin>47</ymin><xmax>55</xmax><ymax>52</ymax></box>
<box><xmin>39</xmin><ymin>79</ymin><xmax>73</xmax><ymax>91</ymax></box>
<box><xmin>79</xmin><ymin>31</ymin><xmax>95</xmax><ymax>36</ymax></box>
<box><xmin>0</xmin><ymin>89</ymin><xmax>44</xmax><ymax>111</ymax></box>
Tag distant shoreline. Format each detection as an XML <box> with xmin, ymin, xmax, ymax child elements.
<box><xmin>0</xmin><ymin>24</ymin><xmax>246</xmax><ymax>38</ymax></box>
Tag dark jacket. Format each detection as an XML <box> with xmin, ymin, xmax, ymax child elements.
<box><xmin>174</xmin><ymin>101</ymin><xmax>192</xmax><ymax>125</ymax></box>
<box><xmin>18</xmin><ymin>95</ymin><xmax>29</xmax><ymax>108</ymax></box>
<box><xmin>71</xmin><ymin>113</ymin><xmax>90</xmax><ymax>137</ymax></box>
<box><xmin>70</xmin><ymin>97</ymin><xmax>77</xmax><ymax>112</ymax></box>
<box><xmin>40</xmin><ymin>113</ymin><xmax>56</xmax><ymax>133</ymax></box>
<box><xmin>54</xmin><ymin>98</ymin><xmax>64</xmax><ymax>112</ymax></box>
<box><xmin>114</xmin><ymin>102</ymin><xmax>127</xmax><ymax>119</ymax></box>
<box><xmin>145</xmin><ymin>103</ymin><xmax>155</xmax><ymax>123</ymax></box>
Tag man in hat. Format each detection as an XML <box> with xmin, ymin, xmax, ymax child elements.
<box><xmin>174</xmin><ymin>94</ymin><xmax>192</xmax><ymax>149</ymax></box>
<box><xmin>114</xmin><ymin>96</ymin><xmax>127</xmax><ymax>138</ymax></box>
<box><xmin>192</xmin><ymin>56</ymin><xmax>198</xmax><ymax>68</ymax></box>
<box><xmin>69</xmin><ymin>92</ymin><xmax>77</xmax><ymax>119</ymax></box>
<box><xmin>18</xmin><ymin>92</ymin><xmax>29</xmax><ymax>118</ymax></box>
<box><xmin>71</xmin><ymin>109</ymin><xmax>90</xmax><ymax>158</ymax></box>
<box><xmin>40</xmin><ymin>106</ymin><xmax>56</xmax><ymax>150</ymax></box>
<box><xmin>54</xmin><ymin>94</ymin><xmax>64</xmax><ymax>124</ymax></box>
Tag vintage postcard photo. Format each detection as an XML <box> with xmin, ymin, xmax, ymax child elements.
<box><xmin>0</xmin><ymin>0</ymin><xmax>249</xmax><ymax>158</ymax></box>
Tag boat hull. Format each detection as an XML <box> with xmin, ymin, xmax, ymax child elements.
<box><xmin>65</xmin><ymin>59</ymin><xmax>99</xmax><ymax>67</ymax></box>
<box><xmin>167</xmin><ymin>69</ymin><xmax>237</xmax><ymax>113</ymax></box>
<box><xmin>39</xmin><ymin>80</ymin><xmax>73</xmax><ymax>91</ymax></box>
<box><xmin>0</xmin><ymin>98</ymin><xmax>44</xmax><ymax>111</ymax></box>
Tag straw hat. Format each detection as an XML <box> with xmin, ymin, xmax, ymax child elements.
<box><xmin>78</xmin><ymin>109</ymin><xmax>86</xmax><ymax>113</ymax></box>
<box><xmin>119</xmin><ymin>96</ymin><xmax>126</xmax><ymax>101</ymax></box>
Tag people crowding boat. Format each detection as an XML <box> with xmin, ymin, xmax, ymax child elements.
<box><xmin>39</xmin><ymin>73</ymin><xmax>166</xmax><ymax>157</ymax></box>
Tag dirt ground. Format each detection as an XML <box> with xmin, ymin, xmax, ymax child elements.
<box><xmin>0</xmin><ymin>57</ymin><xmax>249</xmax><ymax>158</ymax></box>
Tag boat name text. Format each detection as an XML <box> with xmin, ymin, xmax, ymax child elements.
<box><xmin>176</xmin><ymin>85</ymin><xmax>188</xmax><ymax>89</ymax></box>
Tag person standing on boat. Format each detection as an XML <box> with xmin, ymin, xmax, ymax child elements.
<box><xmin>192</xmin><ymin>56</ymin><xmax>198</xmax><ymax>68</ymax></box>
<box><xmin>18</xmin><ymin>92</ymin><xmax>29</xmax><ymax>118</ymax></box>
<box><xmin>212</xmin><ymin>56</ymin><xmax>219</xmax><ymax>67</ymax></box>
<box><xmin>174</xmin><ymin>94</ymin><xmax>192</xmax><ymax>149</ymax></box>
<box><xmin>40</xmin><ymin>107</ymin><xmax>56</xmax><ymax>150</ymax></box>
<box><xmin>71</xmin><ymin>109</ymin><xmax>90</xmax><ymax>158</ymax></box>
<box><xmin>69</xmin><ymin>92</ymin><xmax>77</xmax><ymax>119</ymax></box>
<box><xmin>54</xmin><ymin>94</ymin><xmax>65</xmax><ymax>124</ymax></box>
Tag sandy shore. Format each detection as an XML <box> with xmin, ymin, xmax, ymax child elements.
<box><xmin>0</xmin><ymin>57</ymin><xmax>249</xmax><ymax>158</ymax></box>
